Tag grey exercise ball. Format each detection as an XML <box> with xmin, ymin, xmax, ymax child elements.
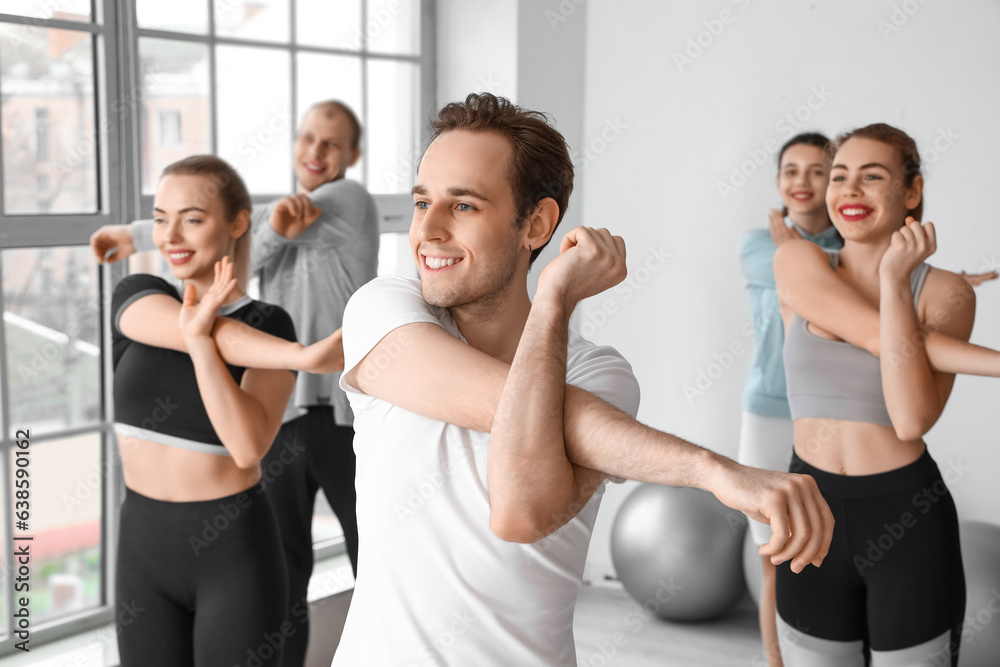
<box><xmin>959</xmin><ymin>521</ymin><xmax>1000</xmax><ymax>667</ymax></box>
<box><xmin>610</xmin><ymin>484</ymin><xmax>748</xmax><ymax>622</ymax></box>
<box><xmin>742</xmin><ymin>528</ymin><xmax>762</xmax><ymax>608</ymax></box>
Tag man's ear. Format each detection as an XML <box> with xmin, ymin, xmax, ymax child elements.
<box><xmin>349</xmin><ymin>146</ymin><xmax>362</xmax><ymax>167</ymax></box>
<box><xmin>524</xmin><ymin>198</ymin><xmax>560</xmax><ymax>253</ymax></box>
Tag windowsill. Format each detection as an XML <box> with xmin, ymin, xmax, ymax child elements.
<box><xmin>3</xmin><ymin>553</ymin><xmax>355</xmax><ymax>667</ymax></box>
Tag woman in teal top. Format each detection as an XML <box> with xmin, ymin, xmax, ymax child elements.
<box><xmin>737</xmin><ymin>132</ymin><xmax>842</xmax><ymax>667</ymax></box>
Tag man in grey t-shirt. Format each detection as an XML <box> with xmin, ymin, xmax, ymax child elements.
<box><xmin>91</xmin><ymin>101</ymin><xmax>377</xmax><ymax>667</ymax></box>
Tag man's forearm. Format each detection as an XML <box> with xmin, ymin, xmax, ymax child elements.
<box><xmin>562</xmin><ymin>384</ymin><xmax>723</xmax><ymax>488</ymax></box>
<box><xmin>488</xmin><ymin>295</ymin><xmax>582</xmax><ymax>541</ymax></box>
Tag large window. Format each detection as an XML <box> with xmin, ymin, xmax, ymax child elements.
<box><xmin>134</xmin><ymin>0</ymin><xmax>430</xmax><ymax>202</ymax></box>
<box><xmin>0</xmin><ymin>0</ymin><xmax>121</xmax><ymax>655</ymax></box>
<box><xmin>0</xmin><ymin>0</ymin><xmax>433</xmax><ymax>656</ymax></box>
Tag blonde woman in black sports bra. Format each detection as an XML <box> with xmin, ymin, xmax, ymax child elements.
<box><xmin>110</xmin><ymin>155</ymin><xmax>342</xmax><ymax>666</ymax></box>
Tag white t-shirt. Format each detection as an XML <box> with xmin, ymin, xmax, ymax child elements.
<box><xmin>334</xmin><ymin>276</ymin><xmax>641</xmax><ymax>667</ymax></box>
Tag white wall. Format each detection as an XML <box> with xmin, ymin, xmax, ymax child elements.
<box><xmin>435</xmin><ymin>0</ymin><xmax>519</xmax><ymax>106</ymax></box>
<box><xmin>436</xmin><ymin>0</ymin><xmax>1000</xmax><ymax>583</ymax></box>
<box><xmin>434</xmin><ymin>0</ymin><xmax>587</xmax><ymax>294</ymax></box>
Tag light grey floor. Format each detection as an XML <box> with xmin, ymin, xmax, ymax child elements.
<box><xmin>573</xmin><ymin>586</ymin><xmax>765</xmax><ymax>667</ymax></box>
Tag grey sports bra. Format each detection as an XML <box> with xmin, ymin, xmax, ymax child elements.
<box><xmin>784</xmin><ymin>251</ymin><xmax>931</xmax><ymax>427</ymax></box>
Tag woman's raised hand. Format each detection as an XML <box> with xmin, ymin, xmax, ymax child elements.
<box><xmin>879</xmin><ymin>217</ymin><xmax>936</xmax><ymax>285</ymax></box>
<box><xmin>179</xmin><ymin>256</ymin><xmax>238</xmax><ymax>340</ymax></box>
<box><xmin>768</xmin><ymin>208</ymin><xmax>803</xmax><ymax>247</ymax></box>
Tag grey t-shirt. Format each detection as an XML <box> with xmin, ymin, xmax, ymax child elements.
<box><xmin>131</xmin><ymin>178</ymin><xmax>379</xmax><ymax>426</ymax></box>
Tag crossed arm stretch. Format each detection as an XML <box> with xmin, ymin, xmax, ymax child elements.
<box><xmin>774</xmin><ymin>239</ymin><xmax>999</xmax><ymax>378</ymax></box>
<box><xmin>117</xmin><ymin>289</ymin><xmax>317</xmax><ymax>468</ymax></box>
<box><xmin>346</xmin><ymin>302</ymin><xmax>833</xmax><ymax>572</ymax></box>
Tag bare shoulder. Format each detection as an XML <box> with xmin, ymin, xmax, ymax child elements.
<box><xmin>919</xmin><ymin>266</ymin><xmax>975</xmax><ymax>339</ymax></box>
<box><xmin>773</xmin><ymin>238</ymin><xmax>828</xmax><ymax>275</ymax></box>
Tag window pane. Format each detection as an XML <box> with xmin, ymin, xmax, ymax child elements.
<box><xmin>136</xmin><ymin>0</ymin><xmax>208</xmax><ymax>34</ymax></box>
<box><xmin>3</xmin><ymin>247</ymin><xmax>101</xmax><ymax>438</ymax></box>
<box><xmin>216</xmin><ymin>0</ymin><xmax>290</xmax><ymax>43</ymax></box>
<box><xmin>0</xmin><ymin>25</ymin><xmax>97</xmax><ymax>214</ymax></box>
<box><xmin>217</xmin><ymin>46</ymin><xmax>292</xmax><ymax>193</ymax></box>
<box><xmin>366</xmin><ymin>59</ymin><xmax>420</xmax><ymax>194</ymax></box>
<box><xmin>365</xmin><ymin>0</ymin><xmax>420</xmax><ymax>55</ymax></box>
<box><xmin>297</xmin><ymin>52</ymin><xmax>364</xmax><ymax>183</ymax></box>
<box><xmin>139</xmin><ymin>38</ymin><xmax>211</xmax><ymax>194</ymax></box>
<box><xmin>8</xmin><ymin>432</ymin><xmax>103</xmax><ymax>624</ymax></box>
<box><xmin>0</xmin><ymin>0</ymin><xmax>92</xmax><ymax>22</ymax></box>
<box><xmin>296</xmin><ymin>0</ymin><xmax>360</xmax><ymax>50</ymax></box>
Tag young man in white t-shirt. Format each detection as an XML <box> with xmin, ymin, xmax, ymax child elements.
<box><xmin>334</xmin><ymin>93</ymin><xmax>833</xmax><ymax>666</ymax></box>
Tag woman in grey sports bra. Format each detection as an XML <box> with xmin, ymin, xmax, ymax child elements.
<box><xmin>771</xmin><ymin>123</ymin><xmax>1000</xmax><ymax>667</ymax></box>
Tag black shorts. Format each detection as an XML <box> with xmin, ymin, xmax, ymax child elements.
<box><xmin>116</xmin><ymin>484</ymin><xmax>289</xmax><ymax>667</ymax></box>
<box><xmin>775</xmin><ymin>449</ymin><xmax>965</xmax><ymax>664</ymax></box>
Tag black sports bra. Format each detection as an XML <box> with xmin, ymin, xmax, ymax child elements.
<box><xmin>111</xmin><ymin>274</ymin><xmax>296</xmax><ymax>455</ymax></box>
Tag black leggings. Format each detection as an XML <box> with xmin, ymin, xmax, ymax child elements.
<box><xmin>116</xmin><ymin>485</ymin><xmax>289</xmax><ymax>667</ymax></box>
<box><xmin>259</xmin><ymin>406</ymin><xmax>359</xmax><ymax>667</ymax></box>
<box><xmin>775</xmin><ymin>449</ymin><xmax>965</xmax><ymax>665</ymax></box>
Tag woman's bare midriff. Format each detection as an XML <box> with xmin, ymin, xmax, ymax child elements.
<box><xmin>118</xmin><ymin>435</ymin><xmax>260</xmax><ymax>501</ymax></box>
<box><xmin>793</xmin><ymin>417</ymin><xmax>925</xmax><ymax>476</ymax></box>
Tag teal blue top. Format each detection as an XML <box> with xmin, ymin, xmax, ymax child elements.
<box><xmin>739</xmin><ymin>219</ymin><xmax>843</xmax><ymax>418</ymax></box>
